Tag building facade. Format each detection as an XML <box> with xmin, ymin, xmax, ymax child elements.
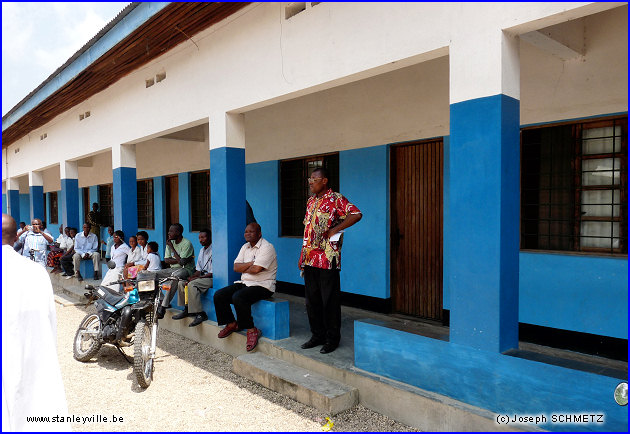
<box><xmin>2</xmin><ymin>2</ymin><xmax>627</xmax><ymax>430</ymax></box>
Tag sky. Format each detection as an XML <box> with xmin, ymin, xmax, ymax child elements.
<box><xmin>2</xmin><ymin>2</ymin><xmax>130</xmax><ymax>117</ymax></box>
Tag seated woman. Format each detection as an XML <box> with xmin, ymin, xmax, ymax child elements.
<box><xmin>101</xmin><ymin>230</ymin><xmax>130</xmax><ymax>289</ymax></box>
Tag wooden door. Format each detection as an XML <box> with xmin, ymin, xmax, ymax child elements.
<box><xmin>165</xmin><ymin>175</ymin><xmax>179</xmax><ymax>228</ymax></box>
<box><xmin>82</xmin><ymin>188</ymin><xmax>90</xmax><ymax>224</ymax></box>
<box><xmin>391</xmin><ymin>139</ymin><xmax>443</xmax><ymax>320</ymax></box>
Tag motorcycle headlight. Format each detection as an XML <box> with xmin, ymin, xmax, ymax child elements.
<box><xmin>137</xmin><ymin>280</ymin><xmax>156</xmax><ymax>292</ymax></box>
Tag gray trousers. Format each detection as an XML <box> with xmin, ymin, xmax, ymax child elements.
<box><xmin>139</xmin><ymin>267</ymin><xmax>192</xmax><ymax>307</ymax></box>
<box><xmin>72</xmin><ymin>252</ymin><xmax>101</xmax><ymax>277</ymax></box>
<box><xmin>178</xmin><ymin>277</ymin><xmax>213</xmax><ymax>314</ymax></box>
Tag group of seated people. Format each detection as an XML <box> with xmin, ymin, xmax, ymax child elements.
<box><xmin>22</xmin><ymin>214</ymin><xmax>277</xmax><ymax>352</ymax></box>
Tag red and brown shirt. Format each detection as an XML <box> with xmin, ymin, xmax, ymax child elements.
<box><xmin>299</xmin><ymin>189</ymin><xmax>361</xmax><ymax>270</ymax></box>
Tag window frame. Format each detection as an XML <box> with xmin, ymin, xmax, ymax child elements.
<box><xmin>137</xmin><ymin>178</ymin><xmax>154</xmax><ymax>229</ymax></box>
<box><xmin>520</xmin><ymin>115</ymin><xmax>627</xmax><ymax>256</ymax></box>
<box><xmin>279</xmin><ymin>152</ymin><xmax>339</xmax><ymax>237</ymax></box>
<box><xmin>98</xmin><ymin>184</ymin><xmax>114</xmax><ymax>227</ymax></box>
<box><xmin>190</xmin><ymin>170</ymin><xmax>211</xmax><ymax>232</ymax></box>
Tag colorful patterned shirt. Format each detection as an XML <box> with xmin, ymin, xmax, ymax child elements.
<box><xmin>299</xmin><ymin>189</ymin><xmax>361</xmax><ymax>270</ymax></box>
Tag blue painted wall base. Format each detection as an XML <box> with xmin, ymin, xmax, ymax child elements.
<box><xmin>166</xmin><ymin>286</ymin><xmax>289</xmax><ymax>340</ymax></box>
<box><xmin>29</xmin><ymin>185</ymin><xmax>44</xmax><ymax>221</ymax></box>
<box><xmin>7</xmin><ymin>190</ymin><xmax>20</xmax><ymax>223</ymax></box>
<box><xmin>355</xmin><ymin>320</ymin><xmax>626</xmax><ymax>432</ymax></box>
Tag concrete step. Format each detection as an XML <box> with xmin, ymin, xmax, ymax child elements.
<box><xmin>233</xmin><ymin>352</ymin><xmax>358</xmax><ymax>415</ymax></box>
<box><xmin>54</xmin><ymin>292</ymin><xmax>85</xmax><ymax>307</ymax></box>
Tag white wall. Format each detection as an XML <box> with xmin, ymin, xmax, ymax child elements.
<box><xmin>520</xmin><ymin>7</ymin><xmax>627</xmax><ymax>124</ymax></box>
<box><xmin>245</xmin><ymin>56</ymin><xmax>450</xmax><ymax>163</ymax></box>
<box><xmin>136</xmin><ymin>137</ymin><xmax>209</xmax><ymax>179</ymax></box>
<box><xmin>3</xmin><ymin>2</ymin><xmax>625</xmax><ymax>179</ymax></box>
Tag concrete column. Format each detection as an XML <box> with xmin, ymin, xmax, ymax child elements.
<box><xmin>6</xmin><ymin>177</ymin><xmax>20</xmax><ymax>223</ymax></box>
<box><xmin>446</xmin><ymin>29</ymin><xmax>520</xmax><ymax>353</ymax></box>
<box><xmin>112</xmin><ymin>144</ymin><xmax>138</xmax><ymax>240</ymax></box>
<box><xmin>28</xmin><ymin>171</ymin><xmax>44</xmax><ymax>222</ymax></box>
<box><xmin>60</xmin><ymin>161</ymin><xmax>80</xmax><ymax>229</ymax></box>
<box><xmin>209</xmin><ymin>112</ymin><xmax>246</xmax><ymax>289</ymax></box>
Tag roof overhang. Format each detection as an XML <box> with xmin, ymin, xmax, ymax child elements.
<box><xmin>2</xmin><ymin>2</ymin><xmax>249</xmax><ymax>148</ymax></box>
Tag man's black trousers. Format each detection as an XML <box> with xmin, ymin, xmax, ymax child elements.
<box><xmin>303</xmin><ymin>265</ymin><xmax>341</xmax><ymax>346</ymax></box>
<box><xmin>213</xmin><ymin>283</ymin><xmax>273</xmax><ymax>330</ymax></box>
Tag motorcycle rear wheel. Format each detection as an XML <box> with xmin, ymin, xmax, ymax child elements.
<box><xmin>133</xmin><ymin>319</ymin><xmax>153</xmax><ymax>388</ymax></box>
<box><xmin>73</xmin><ymin>312</ymin><xmax>102</xmax><ymax>362</ymax></box>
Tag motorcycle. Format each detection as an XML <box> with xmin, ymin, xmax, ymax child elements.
<box><xmin>73</xmin><ymin>268</ymin><xmax>178</xmax><ymax>388</ymax></box>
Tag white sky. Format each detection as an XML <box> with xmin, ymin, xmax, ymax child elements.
<box><xmin>2</xmin><ymin>2</ymin><xmax>130</xmax><ymax>117</ymax></box>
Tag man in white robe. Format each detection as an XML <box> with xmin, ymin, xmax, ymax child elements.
<box><xmin>2</xmin><ymin>214</ymin><xmax>71</xmax><ymax>431</ymax></box>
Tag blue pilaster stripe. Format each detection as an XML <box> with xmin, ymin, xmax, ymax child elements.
<box><xmin>7</xmin><ymin>190</ymin><xmax>20</xmax><ymax>223</ymax></box>
<box><xmin>210</xmin><ymin>147</ymin><xmax>246</xmax><ymax>289</ymax></box>
<box><xmin>113</xmin><ymin>167</ymin><xmax>137</xmax><ymax>240</ymax></box>
<box><xmin>447</xmin><ymin>94</ymin><xmax>520</xmax><ymax>353</ymax></box>
<box><xmin>29</xmin><ymin>186</ymin><xmax>44</xmax><ymax>221</ymax></box>
<box><xmin>61</xmin><ymin>178</ymin><xmax>79</xmax><ymax>229</ymax></box>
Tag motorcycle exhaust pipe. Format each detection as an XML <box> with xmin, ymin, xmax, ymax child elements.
<box><xmin>116</xmin><ymin>305</ymin><xmax>133</xmax><ymax>341</ymax></box>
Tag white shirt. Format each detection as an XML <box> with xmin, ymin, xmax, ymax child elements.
<box><xmin>127</xmin><ymin>246</ymin><xmax>143</xmax><ymax>264</ymax></box>
<box><xmin>234</xmin><ymin>238</ymin><xmax>277</xmax><ymax>292</ymax></box>
<box><xmin>74</xmin><ymin>231</ymin><xmax>98</xmax><ymax>255</ymax></box>
<box><xmin>57</xmin><ymin>234</ymin><xmax>73</xmax><ymax>250</ymax></box>
<box><xmin>109</xmin><ymin>243</ymin><xmax>130</xmax><ymax>268</ymax></box>
<box><xmin>146</xmin><ymin>252</ymin><xmax>161</xmax><ymax>271</ymax></box>
<box><xmin>196</xmin><ymin>245</ymin><xmax>213</xmax><ymax>274</ymax></box>
<box><xmin>2</xmin><ymin>245</ymin><xmax>70</xmax><ymax>431</ymax></box>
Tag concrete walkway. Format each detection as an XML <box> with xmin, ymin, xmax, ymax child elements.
<box><xmin>52</xmin><ymin>271</ymin><xmax>626</xmax><ymax>431</ymax></box>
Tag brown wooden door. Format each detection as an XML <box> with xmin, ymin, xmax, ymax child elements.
<box><xmin>165</xmin><ymin>175</ymin><xmax>179</xmax><ymax>228</ymax></box>
<box><xmin>391</xmin><ymin>139</ymin><xmax>443</xmax><ymax>320</ymax></box>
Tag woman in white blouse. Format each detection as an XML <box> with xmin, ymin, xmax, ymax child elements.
<box><xmin>101</xmin><ymin>230</ymin><xmax>130</xmax><ymax>288</ymax></box>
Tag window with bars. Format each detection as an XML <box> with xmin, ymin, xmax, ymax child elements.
<box><xmin>521</xmin><ymin>117</ymin><xmax>627</xmax><ymax>254</ymax></box>
<box><xmin>190</xmin><ymin>170</ymin><xmax>211</xmax><ymax>232</ymax></box>
<box><xmin>280</xmin><ymin>152</ymin><xmax>339</xmax><ymax>236</ymax></box>
<box><xmin>137</xmin><ymin>179</ymin><xmax>154</xmax><ymax>229</ymax></box>
<box><xmin>98</xmin><ymin>184</ymin><xmax>113</xmax><ymax>227</ymax></box>
<box><xmin>49</xmin><ymin>191</ymin><xmax>58</xmax><ymax>224</ymax></box>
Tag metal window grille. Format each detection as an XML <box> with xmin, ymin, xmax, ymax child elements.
<box><xmin>521</xmin><ymin>117</ymin><xmax>627</xmax><ymax>254</ymax></box>
<box><xmin>137</xmin><ymin>179</ymin><xmax>154</xmax><ymax>229</ymax></box>
<box><xmin>190</xmin><ymin>170</ymin><xmax>211</xmax><ymax>232</ymax></box>
<box><xmin>98</xmin><ymin>184</ymin><xmax>114</xmax><ymax>227</ymax></box>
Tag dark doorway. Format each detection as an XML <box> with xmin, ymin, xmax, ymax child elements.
<box><xmin>391</xmin><ymin>139</ymin><xmax>444</xmax><ymax>320</ymax></box>
<box><xmin>165</xmin><ymin>175</ymin><xmax>179</xmax><ymax>229</ymax></box>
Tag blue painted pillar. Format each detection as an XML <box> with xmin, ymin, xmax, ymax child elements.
<box><xmin>112</xmin><ymin>144</ymin><xmax>138</xmax><ymax>240</ymax></box>
<box><xmin>210</xmin><ymin>113</ymin><xmax>247</xmax><ymax>289</ymax></box>
<box><xmin>6</xmin><ymin>177</ymin><xmax>20</xmax><ymax>223</ymax></box>
<box><xmin>447</xmin><ymin>32</ymin><xmax>520</xmax><ymax>353</ymax></box>
<box><xmin>29</xmin><ymin>171</ymin><xmax>44</xmax><ymax>221</ymax></box>
<box><xmin>153</xmin><ymin>176</ymin><xmax>166</xmax><ymax>253</ymax></box>
<box><xmin>60</xmin><ymin>161</ymin><xmax>80</xmax><ymax>229</ymax></box>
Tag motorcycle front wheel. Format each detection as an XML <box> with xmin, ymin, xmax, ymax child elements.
<box><xmin>133</xmin><ymin>319</ymin><xmax>153</xmax><ymax>388</ymax></box>
<box><xmin>73</xmin><ymin>312</ymin><xmax>102</xmax><ymax>362</ymax></box>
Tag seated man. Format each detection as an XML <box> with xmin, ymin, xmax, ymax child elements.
<box><xmin>60</xmin><ymin>227</ymin><xmax>77</xmax><ymax>277</ymax></box>
<box><xmin>72</xmin><ymin>223</ymin><xmax>101</xmax><ymax>281</ymax></box>
<box><xmin>172</xmin><ymin>228</ymin><xmax>213</xmax><ymax>327</ymax></box>
<box><xmin>213</xmin><ymin>223</ymin><xmax>277</xmax><ymax>352</ymax></box>
<box><xmin>153</xmin><ymin>223</ymin><xmax>195</xmax><ymax>319</ymax></box>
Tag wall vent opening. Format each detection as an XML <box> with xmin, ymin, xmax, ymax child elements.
<box><xmin>85</xmin><ymin>111</ymin><xmax>90</xmax><ymax>118</ymax></box>
<box><xmin>146</xmin><ymin>78</ymin><xmax>155</xmax><ymax>88</ymax></box>
<box><xmin>79</xmin><ymin>114</ymin><xmax>84</xmax><ymax>121</ymax></box>
<box><xmin>156</xmin><ymin>72</ymin><xmax>166</xmax><ymax>83</ymax></box>
<box><xmin>285</xmin><ymin>2</ymin><xmax>306</xmax><ymax>19</ymax></box>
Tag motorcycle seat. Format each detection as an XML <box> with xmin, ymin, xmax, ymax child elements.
<box><xmin>96</xmin><ymin>285</ymin><xmax>126</xmax><ymax>306</ymax></box>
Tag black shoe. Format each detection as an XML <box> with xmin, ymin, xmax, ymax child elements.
<box><xmin>172</xmin><ymin>307</ymin><xmax>190</xmax><ymax>320</ymax></box>
<box><xmin>76</xmin><ymin>273</ymin><xmax>83</xmax><ymax>282</ymax></box>
<box><xmin>156</xmin><ymin>305</ymin><xmax>166</xmax><ymax>320</ymax></box>
<box><xmin>301</xmin><ymin>337</ymin><xmax>325</xmax><ymax>349</ymax></box>
<box><xmin>94</xmin><ymin>272</ymin><xmax>99</xmax><ymax>280</ymax></box>
<box><xmin>320</xmin><ymin>343</ymin><xmax>338</xmax><ymax>354</ymax></box>
<box><xmin>189</xmin><ymin>312</ymin><xmax>208</xmax><ymax>327</ymax></box>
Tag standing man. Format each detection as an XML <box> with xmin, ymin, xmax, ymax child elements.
<box><xmin>72</xmin><ymin>223</ymin><xmax>101</xmax><ymax>281</ymax></box>
<box><xmin>298</xmin><ymin>167</ymin><xmax>362</xmax><ymax>354</ymax></box>
<box><xmin>214</xmin><ymin>223</ymin><xmax>277</xmax><ymax>352</ymax></box>
<box><xmin>87</xmin><ymin>202</ymin><xmax>102</xmax><ymax>244</ymax></box>
<box><xmin>172</xmin><ymin>228</ymin><xmax>213</xmax><ymax>327</ymax></box>
<box><xmin>16</xmin><ymin>218</ymin><xmax>54</xmax><ymax>267</ymax></box>
<box><xmin>2</xmin><ymin>214</ymin><xmax>71</xmax><ymax>431</ymax></box>
<box><xmin>154</xmin><ymin>223</ymin><xmax>195</xmax><ymax>319</ymax></box>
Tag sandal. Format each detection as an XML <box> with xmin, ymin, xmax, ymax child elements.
<box><xmin>246</xmin><ymin>328</ymin><xmax>262</xmax><ymax>352</ymax></box>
